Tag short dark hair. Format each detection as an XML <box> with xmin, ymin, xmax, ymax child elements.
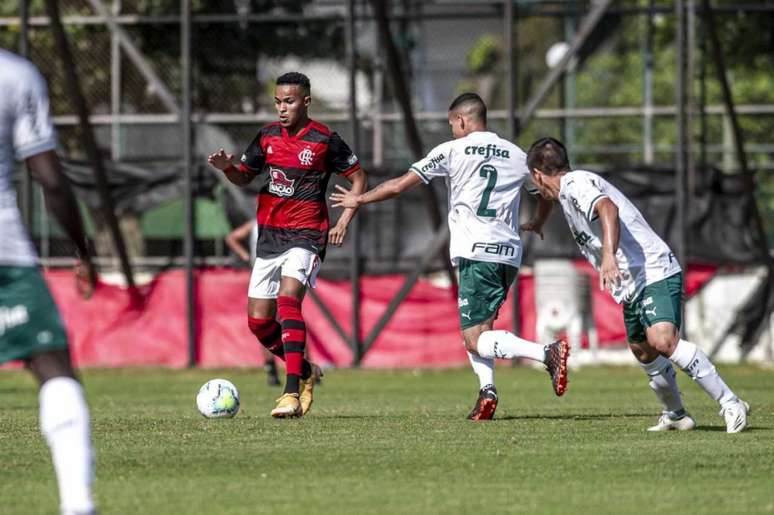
<box><xmin>527</xmin><ymin>137</ymin><xmax>571</xmax><ymax>175</ymax></box>
<box><xmin>276</xmin><ymin>72</ymin><xmax>311</xmax><ymax>95</ymax></box>
<box><xmin>448</xmin><ymin>92</ymin><xmax>487</xmax><ymax>123</ymax></box>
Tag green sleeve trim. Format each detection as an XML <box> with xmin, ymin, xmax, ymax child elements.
<box><xmin>410</xmin><ymin>166</ymin><xmax>430</xmax><ymax>184</ymax></box>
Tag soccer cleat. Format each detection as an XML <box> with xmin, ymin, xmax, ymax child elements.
<box><xmin>271</xmin><ymin>393</ymin><xmax>302</xmax><ymax>418</ymax></box>
<box><xmin>298</xmin><ymin>363</ymin><xmax>323</xmax><ymax>415</ymax></box>
<box><xmin>647</xmin><ymin>413</ymin><xmax>696</xmax><ymax>432</ymax></box>
<box><xmin>720</xmin><ymin>399</ymin><xmax>750</xmax><ymax>433</ymax></box>
<box><xmin>466</xmin><ymin>385</ymin><xmax>498</xmax><ymax>421</ymax></box>
<box><xmin>544</xmin><ymin>339</ymin><xmax>570</xmax><ymax>396</ymax></box>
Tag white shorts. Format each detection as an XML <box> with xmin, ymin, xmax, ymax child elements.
<box><xmin>247</xmin><ymin>247</ymin><xmax>321</xmax><ymax>299</ymax></box>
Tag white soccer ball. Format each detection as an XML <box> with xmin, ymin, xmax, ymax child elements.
<box><xmin>196</xmin><ymin>379</ymin><xmax>240</xmax><ymax>418</ymax></box>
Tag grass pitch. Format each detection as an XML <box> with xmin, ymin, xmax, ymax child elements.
<box><xmin>1</xmin><ymin>365</ymin><xmax>773</xmax><ymax>515</ymax></box>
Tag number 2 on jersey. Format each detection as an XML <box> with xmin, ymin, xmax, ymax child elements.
<box><xmin>477</xmin><ymin>164</ymin><xmax>498</xmax><ymax>217</ymax></box>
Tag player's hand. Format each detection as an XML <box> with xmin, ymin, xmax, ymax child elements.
<box><xmin>520</xmin><ymin>220</ymin><xmax>545</xmax><ymax>240</ymax></box>
<box><xmin>74</xmin><ymin>259</ymin><xmax>97</xmax><ymax>300</ymax></box>
<box><xmin>329</xmin><ymin>184</ymin><xmax>360</xmax><ymax>209</ymax></box>
<box><xmin>328</xmin><ymin>223</ymin><xmax>348</xmax><ymax>246</ymax></box>
<box><xmin>600</xmin><ymin>252</ymin><xmax>622</xmax><ymax>292</ymax></box>
<box><xmin>207</xmin><ymin>148</ymin><xmax>234</xmax><ymax>171</ymax></box>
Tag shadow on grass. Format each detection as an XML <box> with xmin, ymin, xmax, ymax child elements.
<box><xmin>693</xmin><ymin>425</ymin><xmax>769</xmax><ymax>432</ymax></box>
<box><xmin>495</xmin><ymin>412</ymin><xmax>646</xmax><ymax>421</ymax></box>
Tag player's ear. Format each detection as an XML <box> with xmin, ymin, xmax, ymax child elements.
<box><xmin>303</xmin><ymin>95</ymin><xmax>311</xmax><ymax>107</ymax></box>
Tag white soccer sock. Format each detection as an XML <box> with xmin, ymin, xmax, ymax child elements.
<box><xmin>467</xmin><ymin>350</ymin><xmax>495</xmax><ymax>390</ymax></box>
<box><xmin>668</xmin><ymin>339</ymin><xmax>738</xmax><ymax>408</ymax></box>
<box><xmin>640</xmin><ymin>355</ymin><xmax>686</xmax><ymax>418</ymax></box>
<box><xmin>477</xmin><ymin>330</ymin><xmax>546</xmax><ymax>362</ymax></box>
<box><xmin>39</xmin><ymin>377</ymin><xmax>95</xmax><ymax>515</ymax></box>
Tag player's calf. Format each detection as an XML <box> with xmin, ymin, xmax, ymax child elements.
<box><xmin>277</xmin><ymin>295</ymin><xmax>307</xmax><ymax>396</ymax></box>
<box><xmin>248</xmin><ymin>316</ymin><xmax>285</xmax><ymax>358</ymax></box>
<box><xmin>31</xmin><ymin>351</ymin><xmax>95</xmax><ymax>515</ymax></box>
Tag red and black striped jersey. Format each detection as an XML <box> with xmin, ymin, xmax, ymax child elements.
<box><xmin>238</xmin><ymin>119</ymin><xmax>361</xmax><ymax>259</ymax></box>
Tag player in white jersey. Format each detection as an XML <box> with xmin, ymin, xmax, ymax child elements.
<box><xmin>331</xmin><ymin>93</ymin><xmax>569</xmax><ymax>419</ymax></box>
<box><xmin>0</xmin><ymin>49</ymin><xmax>98</xmax><ymax>513</ymax></box>
<box><xmin>523</xmin><ymin>137</ymin><xmax>749</xmax><ymax>433</ymax></box>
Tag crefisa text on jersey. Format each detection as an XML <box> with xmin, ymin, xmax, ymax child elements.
<box><xmin>471</xmin><ymin>241</ymin><xmax>515</xmax><ymax>257</ymax></box>
<box><xmin>464</xmin><ymin>144</ymin><xmax>510</xmax><ymax>158</ymax></box>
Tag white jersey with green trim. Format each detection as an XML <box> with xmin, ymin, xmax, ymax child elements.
<box><xmin>558</xmin><ymin>170</ymin><xmax>682</xmax><ymax>303</ymax></box>
<box><xmin>0</xmin><ymin>50</ymin><xmax>58</xmax><ymax>266</ymax></box>
<box><xmin>410</xmin><ymin>130</ymin><xmax>529</xmax><ymax>268</ymax></box>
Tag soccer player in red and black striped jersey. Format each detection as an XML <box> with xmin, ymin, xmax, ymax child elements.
<box><xmin>208</xmin><ymin>72</ymin><xmax>367</xmax><ymax>417</ymax></box>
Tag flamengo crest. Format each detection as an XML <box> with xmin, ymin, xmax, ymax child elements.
<box><xmin>298</xmin><ymin>147</ymin><xmax>314</xmax><ymax>166</ymax></box>
<box><xmin>269</xmin><ymin>167</ymin><xmax>296</xmax><ymax>197</ymax></box>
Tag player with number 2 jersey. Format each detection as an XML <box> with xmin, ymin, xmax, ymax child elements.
<box><xmin>330</xmin><ymin>93</ymin><xmax>570</xmax><ymax>420</ymax></box>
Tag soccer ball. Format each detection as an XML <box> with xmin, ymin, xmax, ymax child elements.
<box><xmin>196</xmin><ymin>379</ymin><xmax>240</xmax><ymax>418</ymax></box>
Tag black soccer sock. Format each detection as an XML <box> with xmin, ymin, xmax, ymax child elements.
<box><xmin>284</xmin><ymin>374</ymin><xmax>301</xmax><ymax>395</ymax></box>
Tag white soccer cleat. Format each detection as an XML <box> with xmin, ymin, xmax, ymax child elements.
<box><xmin>720</xmin><ymin>399</ymin><xmax>750</xmax><ymax>434</ymax></box>
<box><xmin>647</xmin><ymin>413</ymin><xmax>696</xmax><ymax>432</ymax></box>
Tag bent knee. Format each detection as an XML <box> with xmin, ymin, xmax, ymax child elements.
<box><xmin>629</xmin><ymin>341</ymin><xmax>659</xmax><ymax>363</ymax></box>
<box><xmin>645</xmin><ymin>322</ymin><xmax>679</xmax><ymax>354</ymax></box>
<box><xmin>647</xmin><ymin>334</ymin><xmax>678</xmax><ymax>354</ymax></box>
<box><xmin>463</xmin><ymin>338</ymin><xmax>479</xmax><ymax>354</ymax></box>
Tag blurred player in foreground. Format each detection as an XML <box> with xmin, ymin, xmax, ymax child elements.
<box><xmin>331</xmin><ymin>93</ymin><xmax>569</xmax><ymax>420</ymax></box>
<box><xmin>225</xmin><ymin>220</ymin><xmax>281</xmax><ymax>386</ymax></box>
<box><xmin>209</xmin><ymin>72</ymin><xmax>366</xmax><ymax>417</ymax></box>
<box><xmin>524</xmin><ymin>137</ymin><xmax>749</xmax><ymax>433</ymax></box>
<box><xmin>1</xmin><ymin>49</ymin><xmax>98</xmax><ymax>514</ymax></box>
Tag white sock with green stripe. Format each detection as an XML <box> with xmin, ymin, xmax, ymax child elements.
<box><xmin>477</xmin><ymin>330</ymin><xmax>546</xmax><ymax>362</ymax></box>
<box><xmin>669</xmin><ymin>339</ymin><xmax>738</xmax><ymax>408</ymax></box>
<box><xmin>467</xmin><ymin>350</ymin><xmax>494</xmax><ymax>390</ymax></box>
<box><xmin>640</xmin><ymin>355</ymin><xmax>687</xmax><ymax>419</ymax></box>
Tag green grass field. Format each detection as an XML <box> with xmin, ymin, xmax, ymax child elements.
<box><xmin>1</xmin><ymin>365</ymin><xmax>773</xmax><ymax>515</ymax></box>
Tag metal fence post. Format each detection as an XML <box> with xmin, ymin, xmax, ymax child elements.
<box><xmin>181</xmin><ymin>0</ymin><xmax>196</xmax><ymax>367</ymax></box>
<box><xmin>348</xmin><ymin>0</ymin><xmax>363</xmax><ymax>366</ymax></box>
<box><xmin>504</xmin><ymin>0</ymin><xmax>521</xmax><ymax>337</ymax></box>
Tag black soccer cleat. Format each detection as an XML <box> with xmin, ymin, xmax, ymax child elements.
<box><xmin>544</xmin><ymin>339</ymin><xmax>570</xmax><ymax>396</ymax></box>
<box><xmin>467</xmin><ymin>384</ymin><xmax>498</xmax><ymax>421</ymax></box>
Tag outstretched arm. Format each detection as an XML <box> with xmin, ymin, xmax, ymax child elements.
<box><xmin>329</xmin><ymin>169</ymin><xmax>367</xmax><ymax>246</ymax></box>
<box><xmin>330</xmin><ymin>170</ymin><xmax>422</xmax><ymax>209</ymax></box>
<box><xmin>207</xmin><ymin>148</ymin><xmax>256</xmax><ymax>187</ymax></box>
<box><xmin>26</xmin><ymin>150</ymin><xmax>96</xmax><ymax>298</ymax></box>
<box><xmin>225</xmin><ymin>220</ymin><xmax>254</xmax><ymax>262</ymax></box>
<box><xmin>595</xmin><ymin>197</ymin><xmax>622</xmax><ymax>291</ymax></box>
